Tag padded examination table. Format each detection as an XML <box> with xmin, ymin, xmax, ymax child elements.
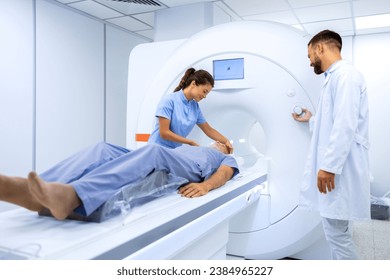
<box><xmin>0</xmin><ymin>170</ymin><xmax>266</xmax><ymax>260</ymax></box>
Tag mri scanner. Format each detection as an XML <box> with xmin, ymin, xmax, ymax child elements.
<box><xmin>0</xmin><ymin>21</ymin><xmax>329</xmax><ymax>260</ymax></box>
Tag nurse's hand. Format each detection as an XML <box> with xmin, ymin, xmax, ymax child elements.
<box><xmin>178</xmin><ymin>182</ymin><xmax>210</xmax><ymax>198</ymax></box>
<box><xmin>317</xmin><ymin>169</ymin><xmax>335</xmax><ymax>194</ymax></box>
<box><xmin>187</xmin><ymin>140</ymin><xmax>200</xmax><ymax>146</ymax></box>
<box><xmin>224</xmin><ymin>141</ymin><xmax>234</xmax><ymax>154</ymax></box>
<box><xmin>292</xmin><ymin>108</ymin><xmax>312</xmax><ymax>122</ymax></box>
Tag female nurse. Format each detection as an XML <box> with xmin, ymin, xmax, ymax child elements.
<box><xmin>148</xmin><ymin>68</ymin><xmax>233</xmax><ymax>153</ymax></box>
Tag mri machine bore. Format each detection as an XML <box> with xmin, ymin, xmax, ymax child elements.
<box><xmin>127</xmin><ymin>21</ymin><xmax>330</xmax><ymax>259</ymax></box>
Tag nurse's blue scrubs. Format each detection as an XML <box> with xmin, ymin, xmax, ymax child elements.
<box><xmin>148</xmin><ymin>90</ymin><xmax>206</xmax><ymax>148</ymax></box>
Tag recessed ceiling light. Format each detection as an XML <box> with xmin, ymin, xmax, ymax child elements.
<box><xmin>355</xmin><ymin>13</ymin><xmax>390</xmax><ymax>30</ymax></box>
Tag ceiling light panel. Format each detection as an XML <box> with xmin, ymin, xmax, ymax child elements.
<box><xmin>355</xmin><ymin>13</ymin><xmax>390</xmax><ymax>30</ymax></box>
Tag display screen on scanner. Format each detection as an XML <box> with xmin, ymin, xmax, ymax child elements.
<box><xmin>213</xmin><ymin>58</ymin><xmax>244</xmax><ymax>80</ymax></box>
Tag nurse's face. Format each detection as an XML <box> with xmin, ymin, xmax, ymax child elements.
<box><xmin>308</xmin><ymin>44</ymin><xmax>324</xmax><ymax>75</ymax></box>
<box><xmin>190</xmin><ymin>82</ymin><xmax>212</xmax><ymax>102</ymax></box>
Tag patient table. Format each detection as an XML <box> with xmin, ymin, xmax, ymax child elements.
<box><xmin>0</xmin><ymin>169</ymin><xmax>266</xmax><ymax>260</ymax></box>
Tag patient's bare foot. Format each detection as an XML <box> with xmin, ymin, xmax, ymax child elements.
<box><xmin>27</xmin><ymin>172</ymin><xmax>81</xmax><ymax>220</ymax></box>
<box><xmin>0</xmin><ymin>174</ymin><xmax>44</xmax><ymax>211</ymax></box>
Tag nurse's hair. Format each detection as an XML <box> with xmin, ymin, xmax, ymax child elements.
<box><xmin>174</xmin><ymin>68</ymin><xmax>214</xmax><ymax>92</ymax></box>
<box><xmin>308</xmin><ymin>29</ymin><xmax>342</xmax><ymax>51</ymax></box>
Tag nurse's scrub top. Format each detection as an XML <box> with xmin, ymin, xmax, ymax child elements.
<box><xmin>148</xmin><ymin>90</ymin><xmax>207</xmax><ymax>148</ymax></box>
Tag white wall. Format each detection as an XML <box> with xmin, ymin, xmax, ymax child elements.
<box><xmin>316</xmin><ymin>33</ymin><xmax>390</xmax><ymax>197</ymax></box>
<box><xmin>154</xmin><ymin>2</ymin><xmax>214</xmax><ymax>41</ymax></box>
<box><xmin>323</xmin><ymin>33</ymin><xmax>390</xmax><ymax>196</ymax></box>
<box><xmin>354</xmin><ymin>33</ymin><xmax>390</xmax><ymax>196</ymax></box>
<box><xmin>0</xmin><ymin>0</ymin><xmax>148</xmax><ymax>176</ymax></box>
<box><xmin>106</xmin><ymin>25</ymin><xmax>147</xmax><ymax>146</ymax></box>
<box><xmin>0</xmin><ymin>0</ymin><xmax>34</xmax><ymax>175</ymax></box>
<box><xmin>36</xmin><ymin>0</ymin><xmax>105</xmax><ymax>171</ymax></box>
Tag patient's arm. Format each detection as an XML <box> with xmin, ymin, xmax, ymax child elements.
<box><xmin>178</xmin><ymin>165</ymin><xmax>234</xmax><ymax>198</ymax></box>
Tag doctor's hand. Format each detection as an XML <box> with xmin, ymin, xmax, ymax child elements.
<box><xmin>292</xmin><ymin>108</ymin><xmax>312</xmax><ymax>122</ymax></box>
<box><xmin>178</xmin><ymin>182</ymin><xmax>211</xmax><ymax>198</ymax></box>
<box><xmin>317</xmin><ymin>169</ymin><xmax>335</xmax><ymax>194</ymax></box>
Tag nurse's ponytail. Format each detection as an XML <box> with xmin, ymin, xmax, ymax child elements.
<box><xmin>174</xmin><ymin>68</ymin><xmax>214</xmax><ymax>92</ymax></box>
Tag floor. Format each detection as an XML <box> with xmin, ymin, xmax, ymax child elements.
<box><xmin>226</xmin><ymin>219</ymin><xmax>390</xmax><ymax>260</ymax></box>
<box><xmin>352</xmin><ymin>219</ymin><xmax>390</xmax><ymax>260</ymax></box>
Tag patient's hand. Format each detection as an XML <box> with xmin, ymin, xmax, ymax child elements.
<box><xmin>179</xmin><ymin>165</ymin><xmax>233</xmax><ymax>197</ymax></box>
<box><xmin>178</xmin><ymin>182</ymin><xmax>211</xmax><ymax>198</ymax></box>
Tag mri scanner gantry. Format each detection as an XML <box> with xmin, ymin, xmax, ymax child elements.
<box><xmin>127</xmin><ymin>21</ymin><xmax>330</xmax><ymax>259</ymax></box>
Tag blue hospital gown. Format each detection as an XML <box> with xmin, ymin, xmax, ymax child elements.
<box><xmin>40</xmin><ymin>142</ymin><xmax>239</xmax><ymax>216</ymax></box>
<box><xmin>148</xmin><ymin>90</ymin><xmax>207</xmax><ymax>148</ymax></box>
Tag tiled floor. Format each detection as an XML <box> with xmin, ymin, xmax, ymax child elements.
<box><xmin>352</xmin><ymin>219</ymin><xmax>390</xmax><ymax>260</ymax></box>
<box><xmin>226</xmin><ymin>219</ymin><xmax>390</xmax><ymax>260</ymax></box>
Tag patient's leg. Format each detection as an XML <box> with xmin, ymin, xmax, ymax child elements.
<box><xmin>40</xmin><ymin>142</ymin><xmax>130</xmax><ymax>184</ymax></box>
<box><xmin>27</xmin><ymin>172</ymin><xmax>81</xmax><ymax>220</ymax></box>
<box><xmin>0</xmin><ymin>174</ymin><xmax>44</xmax><ymax>212</ymax></box>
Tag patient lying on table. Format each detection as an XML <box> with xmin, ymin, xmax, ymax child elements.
<box><xmin>0</xmin><ymin>142</ymin><xmax>239</xmax><ymax>221</ymax></box>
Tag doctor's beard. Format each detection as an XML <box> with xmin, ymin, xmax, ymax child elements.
<box><xmin>311</xmin><ymin>57</ymin><xmax>324</xmax><ymax>75</ymax></box>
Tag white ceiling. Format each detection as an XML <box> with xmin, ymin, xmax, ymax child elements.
<box><xmin>52</xmin><ymin>0</ymin><xmax>390</xmax><ymax>40</ymax></box>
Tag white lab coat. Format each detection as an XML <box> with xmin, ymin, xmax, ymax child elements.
<box><xmin>300</xmin><ymin>60</ymin><xmax>370</xmax><ymax>221</ymax></box>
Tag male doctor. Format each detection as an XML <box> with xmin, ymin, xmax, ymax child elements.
<box><xmin>292</xmin><ymin>30</ymin><xmax>370</xmax><ymax>259</ymax></box>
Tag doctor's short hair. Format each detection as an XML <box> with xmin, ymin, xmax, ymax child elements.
<box><xmin>174</xmin><ymin>68</ymin><xmax>214</xmax><ymax>92</ymax></box>
<box><xmin>308</xmin><ymin>29</ymin><xmax>342</xmax><ymax>51</ymax></box>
